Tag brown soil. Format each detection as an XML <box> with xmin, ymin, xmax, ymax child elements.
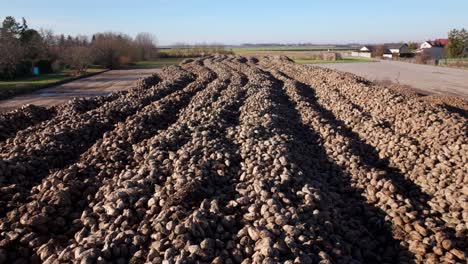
<box><xmin>0</xmin><ymin>56</ymin><xmax>466</xmax><ymax>263</ymax></box>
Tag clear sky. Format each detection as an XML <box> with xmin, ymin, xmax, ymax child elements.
<box><xmin>1</xmin><ymin>0</ymin><xmax>467</xmax><ymax>45</ymax></box>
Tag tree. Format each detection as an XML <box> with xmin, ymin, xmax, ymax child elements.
<box><xmin>0</xmin><ymin>16</ymin><xmax>24</xmax><ymax>79</ymax></box>
<box><xmin>134</xmin><ymin>32</ymin><xmax>158</xmax><ymax>60</ymax></box>
<box><xmin>64</xmin><ymin>46</ymin><xmax>92</xmax><ymax>75</ymax></box>
<box><xmin>446</xmin><ymin>28</ymin><xmax>468</xmax><ymax>58</ymax></box>
<box><xmin>91</xmin><ymin>32</ymin><xmax>134</xmax><ymax>68</ymax></box>
<box><xmin>20</xmin><ymin>17</ymin><xmax>28</xmax><ymax>35</ymax></box>
<box><xmin>374</xmin><ymin>45</ymin><xmax>387</xmax><ymax>57</ymax></box>
<box><xmin>408</xmin><ymin>42</ymin><xmax>418</xmax><ymax>51</ymax></box>
<box><xmin>0</xmin><ymin>35</ymin><xmax>23</xmax><ymax>79</ymax></box>
<box><xmin>21</xmin><ymin>29</ymin><xmax>44</xmax><ymax>62</ymax></box>
<box><xmin>1</xmin><ymin>16</ymin><xmax>22</xmax><ymax>38</ymax></box>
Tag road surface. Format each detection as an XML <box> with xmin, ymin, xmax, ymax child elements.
<box><xmin>315</xmin><ymin>60</ymin><xmax>468</xmax><ymax>97</ymax></box>
<box><xmin>0</xmin><ymin>68</ymin><xmax>160</xmax><ymax>112</ymax></box>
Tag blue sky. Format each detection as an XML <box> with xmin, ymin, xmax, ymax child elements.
<box><xmin>1</xmin><ymin>0</ymin><xmax>467</xmax><ymax>45</ymax></box>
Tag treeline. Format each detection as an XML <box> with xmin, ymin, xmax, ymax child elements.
<box><xmin>446</xmin><ymin>28</ymin><xmax>468</xmax><ymax>58</ymax></box>
<box><xmin>0</xmin><ymin>16</ymin><xmax>159</xmax><ymax>79</ymax></box>
<box><xmin>161</xmin><ymin>43</ymin><xmax>233</xmax><ymax>58</ymax></box>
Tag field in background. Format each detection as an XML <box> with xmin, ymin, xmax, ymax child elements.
<box><xmin>134</xmin><ymin>58</ymin><xmax>192</xmax><ymax>68</ymax></box>
<box><xmin>228</xmin><ymin>45</ymin><xmax>354</xmax><ymax>52</ymax></box>
<box><xmin>230</xmin><ymin>45</ymin><xmax>359</xmax><ymax>63</ymax></box>
<box><xmin>155</xmin><ymin>46</ymin><xmax>364</xmax><ymax>65</ymax></box>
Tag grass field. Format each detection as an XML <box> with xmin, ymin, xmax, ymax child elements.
<box><xmin>134</xmin><ymin>58</ymin><xmax>191</xmax><ymax>67</ymax></box>
<box><xmin>229</xmin><ymin>45</ymin><xmax>354</xmax><ymax>53</ymax></box>
<box><xmin>295</xmin><ymin>58</ymin><xmax>376</xmax><ymax>64</ymax></box>
<box><xmin>0</xmin><ymin>73</ymin><xmax>69</xmax><ymax>89</ymax></box>
<box><xmin>231</xmin><ymin>46</ymin><xmax>355</xmax><ymax>61</ymax></box>
<box><xmin>0</xmin><ymin>68</ymin><xmax>106</xmax><ymax>100</ymax></box>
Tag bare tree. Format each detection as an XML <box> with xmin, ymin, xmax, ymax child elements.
<box><xmin>64</xmin><ymin>46</ymin><xmax>92</xmax><ymax>75</ymax></box>
<box><xmin>0</xmin><ymin>36</ymin><xmax>23</xmax><ymax>79</ymax></box>
<box><xmin>374</xmin><ymin>45</ymin><xmax>387</xmax><ymax>57</ymax></box>
<box><xmin>91</xmin><ymin>32</ymin><xmax>134</xmax><ymax>69</ymax></box>
<box><xmin>134</xmin><ymin>32</ymin><xmax>158</xmax><ymax>60</ymax></box>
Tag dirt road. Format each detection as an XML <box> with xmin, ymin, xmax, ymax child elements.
<box><xmin>316</xmin><ymin>60</ymin><xmax>468</xmax><ymax>97</ymax></box>
<box><xmin>0</xmin><ymin>68</ymin><xmax>160</xmax><ymax>112</ymax></box>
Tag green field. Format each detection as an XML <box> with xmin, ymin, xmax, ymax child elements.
<box><xmin>0</xmin><ymin>73</ymin><xmax>69</xmax><ymax>88</ymax></box>
<box><xmin>230</xmin><ymin>45</ymin><xmax>356</xmax><ymax>61</ymax></box>
<box><xmin>295</xmin><ymin>58</ymin><xmax>375</xmax><ymax>64</ymax></box>
<box><xmin>135</xmin><ymin>58</ymin><xmax>192</xmax><ymax>67</ymax></box>
<box><xmin>229</xmin><ymin>45</ymin><xmax>354</xmax><ymax>53</ymax></box>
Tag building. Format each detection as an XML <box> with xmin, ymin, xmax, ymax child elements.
<box><xmin>420</xmin><ymin>39</ymin><xmax>449</xmax><ymax>49</ymax></box>
<box><xmin>418</xmin><ymin>39</ymin><xmax>448</xmax><ymax>59</ymax></box>
<box><xmin>385</xmin><ymin>43</ymin><xmax>411</xmax><ymax>58</ymax></box>
<box><xmin>352</xmin><ymin>43</ymin><xmax>411</xmax><ymax>58</ymax></box>
<box><xmin>351</xmin><ymin>45</ymin><xmax>379</xmax><ymax>58</ymax></box>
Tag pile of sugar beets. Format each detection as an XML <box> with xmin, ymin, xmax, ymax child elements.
<box><xmin>0</xmin><ymin>55</ymin><xmax>466</xmax><ymax>264</ymax></box>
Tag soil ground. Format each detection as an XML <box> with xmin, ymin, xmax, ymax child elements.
<box><xmin>0</xmin><ymin>56</ymin><xmax>466</xmax><ymax>263</ymax></box>
<box><xmin>316</xmin><ymin>60</ymin><xmax>468</xmax><ymax>97</ymax></box>
<box><xmin>0</xmin><ymin>68</ymin><xmax>160</xmax><ymax>112</ymax></box>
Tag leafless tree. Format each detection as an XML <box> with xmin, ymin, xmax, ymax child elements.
<box><xmin>374</xmin><ymin>45</ymin><xmax>387</xmax><ymax>57</ymax></box>
<box><xmin>64</xmin><ymin>46</ymin><xmax>92</xmax><ymax>75</ymax></box>
<box><xmin>134</xmin><ymin>32</ymin><xmax>158</xmax><ymax>60</ymax></box>
<box><xmin>0</xmin><ymin>36</ymin><xmax>23</xmax><ymax>78</ymax></box>
<box><xmin>91</xmin><ymin>32</ymin><xmax>135</xmax><ymax>69</ymax></box>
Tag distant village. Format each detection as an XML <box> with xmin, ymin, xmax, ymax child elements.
<box><xmin>352</xmin><ymin>39</ymin><xmax>449</xmax><ymax>60</ymax></box>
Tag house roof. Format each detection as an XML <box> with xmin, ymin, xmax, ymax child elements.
<box><xmin>426</xmin><ymin>39</ymin><xmax>448</xmax><ymax>47</ymax></box>
<box><xmin>383</xmin><ymin>50</ymin><xmax>393</xmax><ymax>54</ymax></box>
<box><xmin>386</xmin><ymin>43</ymin><xmax>407</xmax><ymax>50</ymax></box>
<box><xmin>360</xmin><ymin>43</ymin><xmax>407</xmax><ymax>50</ymax></box>
<box><xmin>360</xmin><ymin>45</ymin><xmax>385</xmax><ymax>52</ymax></box>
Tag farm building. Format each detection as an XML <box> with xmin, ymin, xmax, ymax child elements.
<box><xmin>420</xmin><ymin>39</ymin><xmax>449</xmax><ymax>49</ymax></box>
<box><xmin>352</xmin><ymin>43</ymin><xmax>412</xmax><ymax>58</ymax></box>
<box><xmin>385</xmin><ymin>43</ymin><xmax>412</xmax><ymax>58</ymax></box>
<box><xmin>417</xmin><ymin>39</ymin><xmax>448</xmax><ymax>59</ymax></box>
<box><xmin>351</xmin><ymin>46</ymin><xmax>378</xmax><ymax>58</ymax></box>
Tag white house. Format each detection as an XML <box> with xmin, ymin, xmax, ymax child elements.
<box><xmin>385</xmin><ymin>44</ymin><xmax>411</xmax><ymax>58</ymax></box>
<box><xmin>351</xmin><ymin>45</ymin><xmax>379</xmax><ymax>58</ymax></box>
<box><xmin>420</xmin><ymin>39</ymin><xmax>448</xmax><ymax>49</ymax></box>
<box><xmin>418</xmin><ymin>39</ymin><xmax>448</xmax><ymax>59</ymax></box>
<box><xmin>352</xmin><ymin>44</ymin><xmax>411</xmax><ymax>58</ymax></box>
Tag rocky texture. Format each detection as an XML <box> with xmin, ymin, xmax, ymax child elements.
<box><xmin>0</xmin><ymin>56</ymin><xmax>466</xmax><ymax>264</ymax></box>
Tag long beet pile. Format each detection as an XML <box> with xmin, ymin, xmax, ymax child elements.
<box><xmin>0</xmin><ymin>56</ymin><xmax>466</xmax><ymax>264</ymax></box>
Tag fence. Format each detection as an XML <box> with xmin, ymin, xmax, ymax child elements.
<box><xmin>351</xmin><ymin>51</ymin><xmax>372</xmax><ymax>58</ymax></box>
<box><xmin>438</xmin><ymin>58</ymin><xmax>468</xmax><ymax>68</ymax></box>
<box><xmin>390</xmin><ymin>57</ymin><xmax>437</xmax><ymax>65</ymax></box>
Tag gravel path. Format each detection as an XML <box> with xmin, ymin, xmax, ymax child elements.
<box><xmin>0</xmin><ymin>56</ymin><xmax>466</xmax><ymax>263</ymax></box>
<box><xmin>0</xmin><ymin>68</ymin><xmax>161</xmax><ymax>112</ymax></box>
<box><xmin>315</xmin><ymin>60</ymin><xmax>468</xmax><ymax>97</ymax></box>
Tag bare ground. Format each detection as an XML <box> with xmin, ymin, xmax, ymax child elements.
<box><xmin>0</xmin><ymin>68</ymin><xmax>160</xmax><ymax>112</ymax></box>
<box><xmin>0</xmin><ymin>56</ymin><xmax>466</xmax><ymax>263</ymax></box>
<box><xmin>316</xmin><ymin>60</ymin><xmax>468</xmax><ymax>97</ymax></box>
